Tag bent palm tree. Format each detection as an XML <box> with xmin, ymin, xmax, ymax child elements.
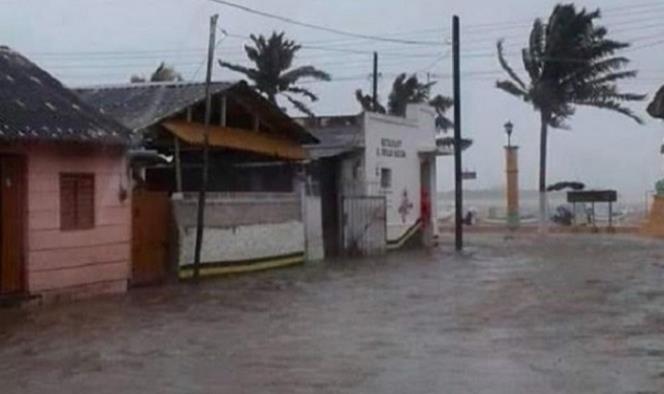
<box><xmin>356</xmin><ymin>73</ymin><xmax>454</xmax><ymax>132</ymax></box>
<box><xmin>495</xmin><ymin>4</ymin><xmax>645</xmax><ymax>231</ymax></box>
<box><xmin>219</xmin><ymin>32</ymin><xmax>331</xmax><ymax>116</ymax></box>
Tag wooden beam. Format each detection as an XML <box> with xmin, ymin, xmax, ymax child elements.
<box><xmin>253</xmin><ymin>114</ymin><xmax>260</xmax><ymax>131</ymax></box>
<box><xmin>220</xmin><ymin>95</ymin><xmax>227</xmax><ymax>127</ymax></box>
<box><xmin>174</xmin><ymin>136</ymin><xmax>183</xmax><ymax>192</ymax></box>
<box><xmin>174</xmin><ymin>107</ymin><xmax>192</xmax><ymax>193</ymax></box>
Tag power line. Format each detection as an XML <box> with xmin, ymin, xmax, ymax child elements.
<box><xmin>206</xmin><ymin>0</ymin><xmax>442</xmax><ymax>46</ymax></box>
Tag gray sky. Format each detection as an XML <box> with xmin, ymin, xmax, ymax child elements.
<box><xmin>2</xmin><ymin>0</ymin><xmax>662</xmax><ymax>200</ymax></box>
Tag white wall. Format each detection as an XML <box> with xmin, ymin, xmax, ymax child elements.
<box><xmin>304</xmin><ymin>195</ymin><xmax>325</xmax><ymax>261</ymax></box>
<box><xmin>362</xmin><ymin>105</ymin><xmax>438</xmax><ymax>242</ymax></box>
<box><xmin>178</xmin><ymin>221</ymin><xmax>304</xmax><ymax>265</ymax></box>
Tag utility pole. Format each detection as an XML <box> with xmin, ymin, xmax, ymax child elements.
<box><xmin>372</xmin><ymin>51</ymin><xmax>378</xmax><ymax>111</ymax></box>
<box><xmin>193</xmin><ymin>14</ymin><xmax>219</xmax><ymax>282</ymax></box>
<box><xmin>452</xmin><ymin>15</ymin><xmax>463</xmax><ymax>251</ymax></box>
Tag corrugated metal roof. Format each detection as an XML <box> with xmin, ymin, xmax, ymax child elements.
<box><xmin>305</xmin><ymin>123</ymin><xmax>363</xmax><ymax>159</ymax></box>
<box><xmin>77</xmin><ymin>81</ymin><xmax>318</xmax><ymax>144</ymax></box>
<box><xmin>76</xmin><ymin>81</ymin><xmax>235</xmax><ymax>132</ymax></box>
<box><xmin>0</xmin><ymin>47</ymin><xmax>131</xmax><ymax>145</ymax></box>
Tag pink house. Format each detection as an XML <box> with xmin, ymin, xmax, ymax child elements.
<box><xmin>0</xmin><ymin>47</ymin><xmax>132</xmax><ymax>303</ymax></box>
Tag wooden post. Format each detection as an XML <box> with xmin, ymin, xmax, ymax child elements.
<box><xmin>192</xmin><ymin>14</ymin><xmax>218</xmax><ymax>282</ymax></box>
<box><xmin>220</xmin><ymin>95</ymin><xmax>227</xmax><ymax>127</ymax></box>
<box><xmin>372</xmin><ymin>52</ymin><xmax>378</xmax><ymax>111</ymax></box>
<box><xmin>174</xmin><ymin>137</ymin><xmax>183</xmax><ymax>193</ymax></box>
<box><xmin>253</xmin><ymin>115</ymin><xmax>260</xmax><ymax>131</ymax></box>
<box><xmin>174</xmin><ymin>108</ymin><xmax>192</xmax><ymax>193</ymax></box>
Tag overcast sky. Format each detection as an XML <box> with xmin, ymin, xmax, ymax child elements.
<box><xmin>1</xmin><ymin>0</ymin><xmax>663</xmax><ymax>200</ymax></box>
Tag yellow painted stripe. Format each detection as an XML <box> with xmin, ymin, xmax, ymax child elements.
<box><xmin>179</xmin><ymin>255</ymin><xmax>304</xmax><ymax>279</ymax></box>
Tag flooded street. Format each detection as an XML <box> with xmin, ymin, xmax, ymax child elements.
<box><xmin>1</xmin><ymin>234</ymin><xmax>664</xmax><ymax>393</ymax></box>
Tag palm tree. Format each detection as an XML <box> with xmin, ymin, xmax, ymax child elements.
<box><xmin>130</xmin><ymin>62</ymin><xmax>183</xmax><ymax>83</ymax></box>
<box><xmin>495</xmin><ymin>4</ymin><xmax>645</xmax><ymax>231</ymax></box>
<box><xmin>219</xmin><ymin>32</ymin><xmax>331</xmax><ymax>116</ymax></box>
<box><xmin>356</xmin><ymin>73</ymin><xmax>454</xmax><ymax>132</ymax></box>
<box><xmin>355</xmin><ymin>90</ymin><xmax>386</xmax><ymax>114</ymax></box>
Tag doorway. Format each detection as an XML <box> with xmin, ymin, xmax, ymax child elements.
<box><xmin>319</xmin><ymin>158</ymin><xmax>341</xmax><ymax>257</ymax></box>
<box><xmin>131</xmin><ymin>190</ymin><xmax>171</xmax><ymax>286</ymax></box>
<box><xmin>0</xmin><ymin>155</ymin><xmax>26</xmax><ymax>295</ymax></box>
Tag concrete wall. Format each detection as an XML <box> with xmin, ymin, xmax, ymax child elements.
<box><xmin>172</xmin><ymin>192</ymin><xmax>305</xmax><ymax>271</ymax></box>
<box><xmin>363</xmin><ymin>105</ymin><xmax>438</xmax><ymax>243</ymax></box>
<box><xmin>178</xmin><ymin>221</ymin><xmax>304</xmax><ymax>265</ymax></box>
<box><xmin>304</xmin><ymin>195</ymin><xmax>325</xmax><ymax>261</ymax></box>
<box><xmin>25</xmin><ymin>144</ymin><xmax>131</xmax><ymax>299</ymax></box>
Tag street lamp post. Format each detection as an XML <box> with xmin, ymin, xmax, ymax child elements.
<box><xmin>504</xmin><ymin>120</ymin><xmax>513</xmax><ymax>148</ymax></box>
<box><xmin>504</xmin><ymin>121</ymin><xmax>519</xmax><ymax>229</ymax></box>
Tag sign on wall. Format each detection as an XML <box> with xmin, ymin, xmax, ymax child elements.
<box><xmin>377</xmin><ymin>138</ymin><xmax>406</xmax><ymax>158</ymax></box>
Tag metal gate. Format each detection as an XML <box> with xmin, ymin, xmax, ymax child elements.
<box><xmin>342</xmin><ymin>195</ymin><xmax>387</xmax><ymax>256</ymax></box>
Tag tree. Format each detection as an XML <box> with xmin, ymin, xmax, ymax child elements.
<box><xmin>219</xmin><ymin>32</ymin><xmax>331</xmax><ymax>116</ymax></box>
<box><xmin>355</xmin><ymin>90</ymin><xmax>386</xmax><ymax>114</ymax></box>
<box><xmin>356</xmin><ymin>73</ymin><xmax>454</xmax><ymax>132</ymax></box>
<box><xmin>495</xmin><ymin>4</ymin><xmax>645</xmax><ymax>231</ymax></box>
<box><xmin>130</xmin><ymin>62</ymin><xmax>183</xmax><ymax>83</ymax></box>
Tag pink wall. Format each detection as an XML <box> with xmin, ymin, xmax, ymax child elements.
<box><xmin>25</xmin><ymin>143</ymin><xmax>131</xmax><ymax>297</ymax></box>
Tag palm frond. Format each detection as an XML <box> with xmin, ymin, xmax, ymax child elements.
<box><xmin>280</xmin><ymin>66</ymin><xmax>331</xmax><ymax>84</ymax></box>
<box><xmin>429</xmin><ymin>95</ymin><xmax>453</xmax><ymax>111</ymax></box>
<box><xmin>497</xmin><ymin>40</ymin><xmax>527</xmax><ymax>90</ymax></box>
<box><xmin>574</xmin><ymin>99</ymin><xmax>643</xmax><ymax>124</ymax></box>
<box><xmin>496</xmin><ymin>80</ymin><xmax>529</xmax><ymax>101</ymax></box>
<box><xmin>586</xmin><ymin>70</ymin><xmax>637</xmax><ymax>85</ymax></box>
<box><xmin>285</xmin><ymin>86</ymin><xmax>318</xmax><ymax>102</ymax></box>
<box><xmin>435</xmin><ymin>115</ymin><xmax>454</xmax><ymax>132</ymax></box>
<box><xmin>218</xmin><ymin>60</ymin><xmax>260</xmax><ymax>81</ymax></box>
<box><xmin>284</xmin><ymin>94</ymin><xmax>315</xmax><ymax>117</ymax></box>
<box><xmin>523</xmin><ymin>19</ymin><xmax>545</xmax><ymax>81</ymax></box>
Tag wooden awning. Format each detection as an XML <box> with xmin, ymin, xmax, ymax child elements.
<box><xmin>162</xmin><ymin>120</ymin><xmax>307</xmax><ymax>161</ymax></box>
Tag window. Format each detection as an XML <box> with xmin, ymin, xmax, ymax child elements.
<box><xmin>60</xmin><ymin>173</ymin><xmax>95</xmax><ymax>230</ymax></box>
<box><xmin>380</xmin><ymin>168</ymin><xmax>392</xmax><ymax>189</ymax></box>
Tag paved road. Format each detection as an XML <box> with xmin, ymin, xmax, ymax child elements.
<box><xmin>1</xmin><ymin>234</ymin><xmax>663</xmax><ymax>393</ymax></box>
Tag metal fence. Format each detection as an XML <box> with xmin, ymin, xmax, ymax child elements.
<box><xmin>342</xmin><ymin>195</ymin><xmax>387</xmax><ymax>256</ymax></box>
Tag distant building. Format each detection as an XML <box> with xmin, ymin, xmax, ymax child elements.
<box><xmin>301</xmin><ymin>104</ymin><xmax>456</xmax><ymax>257</ymax></box>
<box><xmin>78</xmin><ymin>81</ymin><xmax>319</xmax><ymax>280</ymax></box>
<box><xmin>0</xmin><ymin>47</ymin><xmax>133</xmax><ymax>302</ymax></box>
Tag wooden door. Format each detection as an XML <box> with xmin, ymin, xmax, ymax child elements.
<box><xmin>131</xmin><ymin>190</ymin><xmax>171</xmax><ymax>286</ymax></box>
<box><xmin>0</xmin><ymin>156</ymin><xmax>25</xmax><ymax>294</ymax></box>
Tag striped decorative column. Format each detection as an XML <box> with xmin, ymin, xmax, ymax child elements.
<box><xmin>505</xmin><ymin>146</ymin><xmax>520</xmax><ymax>228</ymax></box>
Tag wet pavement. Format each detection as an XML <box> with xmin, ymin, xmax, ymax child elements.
<box><xmin>1</xmin><ymin>234</ymin><xmax>664</xmax><ymax>393</ymax></box>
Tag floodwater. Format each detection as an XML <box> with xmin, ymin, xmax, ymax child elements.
<box><xmin>1</xmin><ymin>234</ymin><xmax>663</xmax><ymax>393</ymax></box>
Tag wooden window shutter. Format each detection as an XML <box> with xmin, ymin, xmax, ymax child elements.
<box><xmin>60</xmin><ymin>173</ymin><xmax>95</xmax><ymax>230</ymax></box>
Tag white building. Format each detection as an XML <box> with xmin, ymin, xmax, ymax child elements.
<box><xmin>303</xmin><ymin>104</ymin><xmax>452</xmax><ymax>257</ymax></box>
